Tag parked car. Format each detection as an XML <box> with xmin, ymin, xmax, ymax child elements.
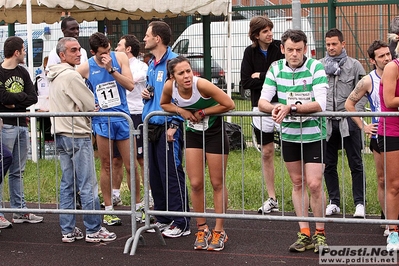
<box><xmin>182</xmin><ymin>54</ymin><xmax>228</xmax><ymax>91</ymax></box>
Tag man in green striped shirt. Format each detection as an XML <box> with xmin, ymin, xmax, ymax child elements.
<box><xmin>258</xmin><ymin>29</ymin><xmax>329</xmax><ymax>254</ymax></box>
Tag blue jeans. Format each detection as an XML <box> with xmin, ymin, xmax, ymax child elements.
<box><xmin>56</xmin><ymin>135</ymin><xmax>101</xmax><ymax>234</ymax></box>
<box><xmin>0</xmin><ymin>143</ymin><xmax>13</xmax><ymax>184</ymax></box>
<box><xmin>0</xmin><ymin>125</ymin><xmax>29</xmax><ymax>215</ymax></box>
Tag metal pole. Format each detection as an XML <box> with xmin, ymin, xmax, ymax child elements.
<box><xmin>292</xmin><ymin>0</ymin><xmax>301</xmax><ymax>30</ymax></box>
<box><xmin>26</xmin><ymin>0</ymin><xmax>38</xmax><ymax>162</ymax></box>
<box><xmin>226</xmin><ymin>0</ymin><xmax>232</xmax><ymax>123</ymax></box>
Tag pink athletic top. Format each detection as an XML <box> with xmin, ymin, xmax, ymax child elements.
<box><xmin>378</xmin><ymin>59</ymin><xmax>399</xmax><ymax>137</ymax></box>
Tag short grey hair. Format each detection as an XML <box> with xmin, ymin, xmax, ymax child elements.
<box><xmin>56</xmin><ymin>37</ymin><xmax>78</xmax><ymax>57</ymax></box>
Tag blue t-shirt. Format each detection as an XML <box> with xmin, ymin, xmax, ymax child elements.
<box><xmin>142</xmin><ymin>47</ymin><xmax>183</xmax><ymax>125</ymax></box>
<box><xmin>87</xmin><ymin>51</ymin><xmax>130</xmax><ymax>124</ymax></box>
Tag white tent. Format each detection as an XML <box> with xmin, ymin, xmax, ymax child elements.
<box><xmin>0</xmin><ymin>0</ymin><xmax>230</xmax><ymax>161</ymax></box>
<box><xmin>0</xmin><ymin>0</ymin><xmax>230</xmax><ymax>23</ymax></box>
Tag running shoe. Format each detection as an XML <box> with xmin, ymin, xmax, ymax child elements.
<box><xmin>353</xmin><ymin>204</ymin><xmax>365</xmax><ymax>218</ymax></box>
<box><xmin>207</xmin><ymin>230</ymin><xmax>228</xmax><ymax>251</ymax></box>
<box><xmin>12</xmin><ymin>213</ymin><xmax>43</xmax><ymax>224</ymax></box>
<box><xmin>62</xmin><ymin>227</ymin><xmax>84</xmax><ymax>243</ymax></box>
<box><xmin>0</xmin><ymin>216</ymin><xmax>12</xmax><ymax>228</ymax></box>
<box><xmin>103</xmin><ymin>214</ymin><xmax>122</xmax><ymax>226</ymax></box>
<box><xmin>162</xmin><ymin>226</ymin><xmax>191</xmax><ymax>238</ymax></box>
<box><xmin>325</xmin><ymin>203</ymin><xmax>340</xmax><ymax>216</ymax></box>
<box><xmin>312</xmin><ymin>233</ymin><xmax>329</xmax><ymax>253</ymax></box>
<box><xmin>194</xmin><ymin>228</ymin><xmax>212</xmax><ymax>250</ymax></box>
<box><xmin>146</xmin><ymin>221</ymin><xmax>172</xmax><ymax>233</ymax></box>
<box><xmin>101</xmin><ymin>195</ymin><xmax>123</xmax><ymax>207</ymax></box>
<box><xmin>86</xmin><ymin>227</ymin><xmax>116</xmax><ymax>243</ymax></box>
<box><xmin>289</xmin><ymin>232</ymin><xmax>314</xmax><ymax>252</ymax></box>
<box><xmin>258</xmin><ymin>197</ymin><xmax>279</xmax><ymax>213</ymax></box>
<box><xmin>387</xmin><ymin>231</ymin><xmax>399</xmax><ymax>251</ymax></box>
<box><xmin>383</xmin><ymin>225</ymin><xmax>390</xmax><ymax>237</ymax></box>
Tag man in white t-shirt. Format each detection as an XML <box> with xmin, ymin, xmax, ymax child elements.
<box><xmin>47</xmin><ymin>17</ymin><xmax>88</xmax><ymax>69</ymax></box>
<box><xmin>111</xmin><ymin>34</ymin><xmax>152</xmax><ymax>217</ymax></box>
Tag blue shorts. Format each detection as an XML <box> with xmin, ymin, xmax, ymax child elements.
<box><xmin>93</xmin><ymin>120</ymin><xmax>130</xmax><ymax>141</ymax></box>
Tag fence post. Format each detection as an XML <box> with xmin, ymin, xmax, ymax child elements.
<box><xmin>292</xmin><ymin>0</ymin><xmax>302</xmax><ymax>30</ymax></box>
<box><xmin>328</xmin><ymin>0</ymin><xmax>336</xmax><ymax>29</ymax></box>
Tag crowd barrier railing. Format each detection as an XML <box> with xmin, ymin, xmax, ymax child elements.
<box><xmin>0</xmin><ymin>112</ymin><xmax>140</xmax><ymax>252</ymax></box>
<box><xmin>126</xmin><ymin>110</ymin><xmax>399</xmax><ymax>255</ymax></box>
<box><xmin>1</xmin><ymin>110</ymin><xmax>398</xmax><ymax>256</ymax></box>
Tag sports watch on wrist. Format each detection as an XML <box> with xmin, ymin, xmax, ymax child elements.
<box><xmin>290</xmin><ymin>104</ymin><xmax>297</xmax><ymax>114</ymax></box>
<box><xmin>198</xmin><ymin>109</ymin><xmax>206</xmax><ymax>118</ymax></box>
<box><xmin>169</xmin><ymin>123</ymin><xmax>179</xmax><ymax>130</ymax></box>
<box><xmin>108</xmin><ymin>67</ymin><xmax>117</xmax><ymax>74</ymax></box>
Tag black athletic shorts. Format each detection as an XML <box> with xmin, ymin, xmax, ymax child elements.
<box><xmin>186</xmin><ymin>117</ymin><xmax>229</xmax><ymax>155</ymax></box>
<box><xmin>253</xmin><ymin>126</ymin><xmax>274</xmax><ymax>146</ymax></box>
<box><xmin>369</xmin><ymin>138</ymin><xmax>380</xmax><ymax>153</ymax></box>
<box><xmin>282</xmin><ymin>140</ymin><xmax>326</xmax><ymax>163</ymax></box>
<box><xmin>378</xmin><ymin>135</ymin><xmax>399</xmax><ymax>152</ymax></box>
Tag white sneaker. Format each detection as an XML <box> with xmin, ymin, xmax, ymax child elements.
<box><xmin>101</xmin><ymin>195</ymin><xmax>123</xmax><ymax>207</ymax></box>
<box><xmin>146</xmin><ymin>221</ymin><xmax>172</xmax><ymax>233</ymax></box>
<box><xmin>85</xmin><ymin>226</ymin><xmax>116</xmax><ymax>243</ymax></box>
<box><xmin>325</xmin><ymin>204</ymin><xmax>340</xmax><ymax>216</ymax></box>
<box><xmin>136</xmin><ymin>201</ymin><xmax>145</xmax><ymax>210</ymax></box>
<box><xmin>258</xmin><ymin>198</ymin><xmax>279</xmax><ymax>214</ymax></box>
<box><xmin>387</xmin><ymin>231</ymin><xmax>399</xmax><ymax>251</ymax></box>
<box><xmin>162</xmin><ymin>226</ymin><xmax>191</xmax><ymax>238</ymax></box>
<box><xmin>353</xmin><ymin>204</ymin><xmax>365</xmax><ymax>218</ymax></box>
<box><xmin>62</xmin><ymin>227</ymin><xmax>84</xmax><ymax>243</ymax></box>
<box><xmin>12</xmin><ymin>213</ymin><xmax>44</xmax><ymax>224</ymax></box>
<box><xmin>384</xmin><ymin>225</ymin><xmax>390</xmax><ymax>237</ymax></box>
<box><xmin>135</xmin><ymin>202</ymin><xmax>144</xmax><ymax>222</ymax></box>
<box><xmin>0</xmin><ymin>216</ymin><xmax>12</xmax><ymax>228</ymax></box>
<box><xmin>149</xmin><ymin>195</ymin><xmax>154</xmax><ymax>208</ymax></box>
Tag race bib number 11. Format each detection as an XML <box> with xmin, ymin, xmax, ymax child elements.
<box><xmin>96</xmin><ymin>80</ymin><xmax>121</xmax><ymax>109</ymax></box>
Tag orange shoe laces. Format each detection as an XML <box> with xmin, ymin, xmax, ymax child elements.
<box><xmin>211</xmin><ymin>231</ymin><xmax>221</xmax><ymax>244</ymax></box>
<box><xmin>195</xmin><ymin>231</ymin><xmax>205</xmax><ymax>243</ymax></box>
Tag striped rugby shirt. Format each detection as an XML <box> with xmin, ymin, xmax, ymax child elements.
<box><xmin>260</xmin><ymin>58</ymin><xmax>328</xmax><ymax>143</ymax></box>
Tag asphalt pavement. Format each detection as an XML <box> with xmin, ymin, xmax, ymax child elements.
<box><xmin>0</xmin><ymin>205</ymin><xmax>389</xmax><ymax>266</ymax></box>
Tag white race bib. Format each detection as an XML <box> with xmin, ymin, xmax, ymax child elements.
<box><xmin>187</xmin><ymin>116</ymin><xmax>209</xmax><ymax>131</ymax></box>
<box><xmin>96</xmin><ymin>81</ymin><xmax>121</xmax><ymax>109</ymax></box>
<box><xmin>286</xmin><ymin>91</ymin><xmax>312</xmax><ymax>122</ymax></box>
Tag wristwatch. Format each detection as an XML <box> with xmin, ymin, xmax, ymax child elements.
<box><xmin>108</xmin><ymin>67</ymin><xmax>117</xmax><ymax>74</ymax></box>
<box><xmin>198</xmin><ymin>109</ymin><xmax>206</xmax><ymax>118</ymax></box>
<box><xmin>290</xmin><ymin>104</ymin><xmax>297</xmax><ymax>114</ymax></box>
<box><xmin>169</xmin><ymin>123</ymin><xmax>179</xmax><ymax>130</ymax></box>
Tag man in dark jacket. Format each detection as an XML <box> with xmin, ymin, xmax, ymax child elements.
<box><xmin>0</xmin><ymin>36</ymin><xmax>42</xmax><ymax>226</ymax></box>
<box><xmin>240</xmin><ymin>16</ymin><xmax>284</xmax><ymax>214</ymax></box>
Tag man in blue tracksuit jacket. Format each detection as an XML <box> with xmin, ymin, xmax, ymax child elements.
<box><xmin>142</xmin><ymin>21</ymin><xmax>190</xmax><ymax>238</ymax></box>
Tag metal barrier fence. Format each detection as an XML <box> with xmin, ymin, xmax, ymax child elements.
<box><xmin>0</xmin><ymin>111</ymin><xmax>140</xmax><ymax>250</ymax></box>
<box><xmin>127</xmin><ymin>110</ymin><xmax>399</xmax><ymax>255</ymax></box>
<box><xmin>1</xmin><ymin>110</ymin><xmax>399</xmax><ymax>255</ymax></box>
